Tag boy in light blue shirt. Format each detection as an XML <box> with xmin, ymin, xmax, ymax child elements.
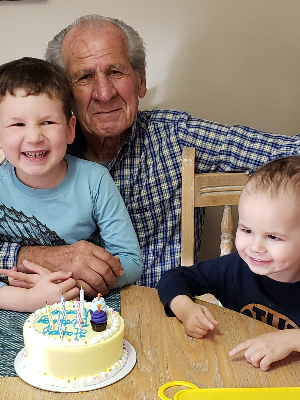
<box><xmin>0</xmin><ymin>57</ymin><xmax>142</xmax><ymax>311</ymax></box>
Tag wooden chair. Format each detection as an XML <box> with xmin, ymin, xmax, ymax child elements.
<box><xmin>181</xmin><ymin>147</ymin><xmax>248</xmax><ymax>303</ymax></box>
<box><xmin>181</xmin><ymin>146</ymin><xmax>249</xmax><ymax>266</ymax></box>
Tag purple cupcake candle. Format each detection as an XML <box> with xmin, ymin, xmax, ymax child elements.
<box><xmin>90</xmin><ymin>304</ymin><xmax>107</xmax><ymax>332</ymax></box>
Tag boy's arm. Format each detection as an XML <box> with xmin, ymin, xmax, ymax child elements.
<box><xmin>91</xmin><ymin>169</ymin><xmax>143</xmax><ymax>288</ymax></box>
<box><xmin>229</xmin><ymin>329</ymin><xmax>300</xmax><ymax>371</ymax></box>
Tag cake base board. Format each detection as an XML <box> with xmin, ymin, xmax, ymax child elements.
<box><xmin>14</xmin><ymin>340</ymin><xmax>136</xmax><ymax>393</ymax></box>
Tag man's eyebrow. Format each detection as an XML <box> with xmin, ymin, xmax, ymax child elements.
<box><xmin>70</xmin><ymin>69</ymin><xmax>94</xmax><ymax>81</ymax></box>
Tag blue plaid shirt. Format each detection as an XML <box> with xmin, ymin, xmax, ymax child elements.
<box><xmin>1</xmin><ymin>108</ymin><xmax>300</xmax><ymax>287</ymax></box>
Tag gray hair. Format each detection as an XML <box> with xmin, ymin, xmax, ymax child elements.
<box><xmin>45</xmin><ymin>14</ymin><xmax>146</xmax><ymax>77</ymax></box>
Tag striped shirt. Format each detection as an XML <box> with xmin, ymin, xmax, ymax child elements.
<box><xmin>1</xmin><ymin>108</ymin><xmax>300</xmax><ymax>287</ymax></box>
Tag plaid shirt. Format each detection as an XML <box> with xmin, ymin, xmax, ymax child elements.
<box><xmin>1</xmin><ymin>108</ymin><xmax>300</xmax><ymax>287</ymax></box>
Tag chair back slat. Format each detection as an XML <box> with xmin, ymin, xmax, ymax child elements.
<box><xmin>181</xmin><ymin>147</ymin><xmax>249</xmax><ymax>267</ymax></box>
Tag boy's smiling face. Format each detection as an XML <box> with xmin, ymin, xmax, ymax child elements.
<box><xmin>235</xmin><ymin>187</ymin><xmax>300</xmax><ymax>283</ymax></box>
<box><xmin>0</xmin><ymin>89</ymin><xmax>76</xmax><ymax>188</ymax></box>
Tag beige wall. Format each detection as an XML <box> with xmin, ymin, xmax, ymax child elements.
<box><xmin>1</xmin><ymin>0</ymin><xmax>300</xmax><ymax>259</ymax></box>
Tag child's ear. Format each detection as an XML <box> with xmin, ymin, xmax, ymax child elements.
<box><xmin>66</xmin><ymin>115</ymin><xmax>76</xmax><ymax>145</ymax></box>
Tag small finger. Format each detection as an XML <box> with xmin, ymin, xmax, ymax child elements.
<box><xmin>63</xmin><ymin>286</ymin><xmax>80</xmax><ymax>301</ymax></box>
<box><xmin>8</xmin><ymin>279</ymin><xmax>34</xmax><ymax>289</ymax></box>
<box><xmin>22</xmin><ymin>260</ymin><xmax>49</xmax><ymax>275</ymax></box>
<box><xmin>48</xmin><ymin>270</ymin><xmax>73</xmax><ymax>283</ymax></box>
<box><xmin>203</xmin><ymin>309</ymin><xmax>219</xmax><ymax>326</ymax></box>
<box><xmin>0</xmin><ymin>268</ymin><xmax>35</xmax><ymax>283</ymax></box>
<box><xmin>259</xmin><ymin>357</ymin><xmax>271</xmax><ymax>372</ymax></box>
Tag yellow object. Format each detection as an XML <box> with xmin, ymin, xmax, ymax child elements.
<box><xmin>158</xmin><ymin>381</ymin><xmax>300</xmax><ymax>400</ymax></box>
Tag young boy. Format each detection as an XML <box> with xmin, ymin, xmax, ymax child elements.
<box><xmin>0</xmin><ymin>57</ymin><xmax>142</xmax><ymax>312</ymax></box>
<box><xmin>158</xmin><ymin>156</ymin><xmax>300</xmax><ymax>371</ymax></box>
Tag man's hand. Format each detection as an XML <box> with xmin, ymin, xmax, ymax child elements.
<box><xmin>17</xmin><ymin>241</ymin><xmax>124</xmax><ymax>297</ymax></box>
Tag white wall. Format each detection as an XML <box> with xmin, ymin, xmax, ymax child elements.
<box><xmin>1</xmin><ymin>0</ymin><xmax>300</xmax><ymax>260</ymax></box>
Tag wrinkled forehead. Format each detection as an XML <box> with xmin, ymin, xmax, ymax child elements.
<box><xmin>61</xmin><ymin>22</ymin><xmax>129</xmax><ymax>67</ymax></box>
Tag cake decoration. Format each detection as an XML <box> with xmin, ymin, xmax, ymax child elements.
<box><xmin>91</xmin><ymin>304</ymin><xmax>108</xmax><ymax>332</ymax></box>
<box><xmin>89</xmin><ymin>293</ymin><xmax>107</xmax><ymax>313</ymax></box>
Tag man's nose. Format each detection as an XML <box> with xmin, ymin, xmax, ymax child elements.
<box><xmin>91</xmin><ymin>74</ymin><xmax>117</xmax><ymax>102</ymax></box>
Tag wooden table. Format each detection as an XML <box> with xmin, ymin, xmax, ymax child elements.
<box><xmin>2</xmin><ymin>285</ymin><xmax>300</xmax><ymax>399</ymax></box>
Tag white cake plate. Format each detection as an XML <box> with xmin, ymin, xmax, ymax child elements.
<box><xmin>14</xmin><ymin>340</ymin><xmax>136</xmax><ymax>393</ymax></box>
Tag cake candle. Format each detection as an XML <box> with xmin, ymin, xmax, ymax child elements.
<box><xmin>61</xmin><ymin>293</ymin><xmax>66</xmax><ymax>319</ymax></box>
<box><xmin>46</xmin><ymin>302</ymin><xmax>54</xmax><ymax>330</ymax></box>
<box><xmin>56</xmin><ymin>312</ymin><xmax>63</xmax><ymax>338</ymax></box>
<box><xmin>76</xmin><ymin>300</ymin><xmax>82</xmax><ymax>330</ymax></box>
<box><xmin>80</xmin><ymin>287</ymin><xmax>84</xmax><ymax>318</ymax></box>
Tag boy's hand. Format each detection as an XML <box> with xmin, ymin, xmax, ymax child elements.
<box><xmin>0</xmin><ymin>262</ymin><xmax>79</xmax><ymax>312</ymax></box>
<box><xmin>31</xmin><ymin>269</ymin><xmax>79</xmax><ymax>306</ymax></box>
<box><xmin>229</xmin><ymin>329</ymin><xmax>300</xmax><ymax>371</ymax></box>
<box><xmin>0</xmin><ymin>260</ymin><xmax>51</xmax><ymax>288</ymax></box>
<box><xmin>169</xmin><ymin>295</ymin><xmax>219</xmax><ymax>338</ymax></box>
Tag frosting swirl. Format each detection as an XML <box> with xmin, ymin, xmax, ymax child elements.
<box><xmin>91</xmin><ymin>310</ymin><xmax>107</xmax><ymax>325</ymax></box>
<box><xmin>89</xmin><ymin>297</ymin><xmax>107</xmax><ymax>313</ymax></box>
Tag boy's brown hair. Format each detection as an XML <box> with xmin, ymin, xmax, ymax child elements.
<box><xmin>244</xmin><ymin>156</ymin><xmax>300</xmax><ymax>197</ymax></box>
<box><xmin>0</xmin><ymin>57</ymin><xmax>73</xmax><ymax>121</ymax></box>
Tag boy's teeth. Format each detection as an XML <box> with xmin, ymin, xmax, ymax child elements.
<box><xmin>24</xmin><ymin>151</ymin><xmax>47</xmax><ymax>158</ymax></box>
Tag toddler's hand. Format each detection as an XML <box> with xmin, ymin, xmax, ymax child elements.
<box><xmin>169</xmin><ymin>295</ymin><xmax>218</xmax><ymax>338</ymax></box>
<box><xmin>182</xmin><ymin>302</ymin><xmax>219</xmax><ymax>338</ymax></box>
<box><xmin>229</xmin><ymin>329</ymin><xmax>300</xmax><ymax>371</ymax></box>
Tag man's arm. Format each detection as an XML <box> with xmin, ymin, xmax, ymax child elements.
<box><xmin>16</xmin><ymin>241</ymin><xmax>124</xmax><ymax>297</ymax></box>
<box><xmin>0</xmin><ymin>242</ymin><xmax>20</xmax><ymax>286</ymax></box>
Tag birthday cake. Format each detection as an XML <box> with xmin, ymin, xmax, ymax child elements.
<box><xmin>21</xmin><ymin>294</ymin><xmax>127</xmax><ymax>388</ymax></box>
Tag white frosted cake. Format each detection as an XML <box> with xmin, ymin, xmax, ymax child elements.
<box><xmin>21</xmin><ymin>295</ymin><xmax>127</xmax><ymax>388</ymax></box>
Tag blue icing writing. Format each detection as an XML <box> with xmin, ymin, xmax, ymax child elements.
<box><xmin>63</xmin><ymin>330</ymin><xmax>73</xmax><ymax>337</ymax></box>
<box><xmin>74</xmin><ymin>328</ymin><xmax>87</xmax><ymax>341</ymax></box>
<box><xmin>37</xmin><ymin>305</ymin><xmax>90</xmax><ymax>340</ymax></box>
<box><xmin>37</xmin><ymin>315</ymin><xmax>50</xmax><ymax>325</ymax></box>
<box><xmin>43</xmin><ymin>326</ymin><xmax>51</xmax><ymax>335</ymax></box>
<box><xmin>66</xmin><ymin>309</ymin><xmax>77</xmax><ymax>315</ymax></box>
<box><xmin>47</xmin><ymin>329</ymin><xmax>59</xmax><ymax>336</ymax></box>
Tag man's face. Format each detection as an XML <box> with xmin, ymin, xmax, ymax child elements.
<box><xmin>61</xmin><ymin>23</ymin><xmax>146</xmax><ymax>139</ymax></box>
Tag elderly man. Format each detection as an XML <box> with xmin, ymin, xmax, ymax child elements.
<box><xmin>1</xmin><ymin>14</ymin><xmax>300</xmax><ymax>295</ymax></box>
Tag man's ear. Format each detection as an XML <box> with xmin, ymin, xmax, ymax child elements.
<box><xmin>138</xmin><ymin>73</ymin><xmax>147</xmax><ymax>99</ymax></box>
<box><xmin>66</xmin><ymin>115</ymin><xmax>76</xmax><ymax>144</ymax></box>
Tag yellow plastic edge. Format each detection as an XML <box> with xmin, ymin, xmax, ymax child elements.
<box><xmin>158</xmin><ymin>381</ymin><xmax>199</xmax><ymax>400</ymax></box>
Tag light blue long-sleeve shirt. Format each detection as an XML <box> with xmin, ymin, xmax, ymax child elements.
<box><xmin>0</xmin><ymin>154</ymin><xmax>142</xmax><ymax>287</ymax></box>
